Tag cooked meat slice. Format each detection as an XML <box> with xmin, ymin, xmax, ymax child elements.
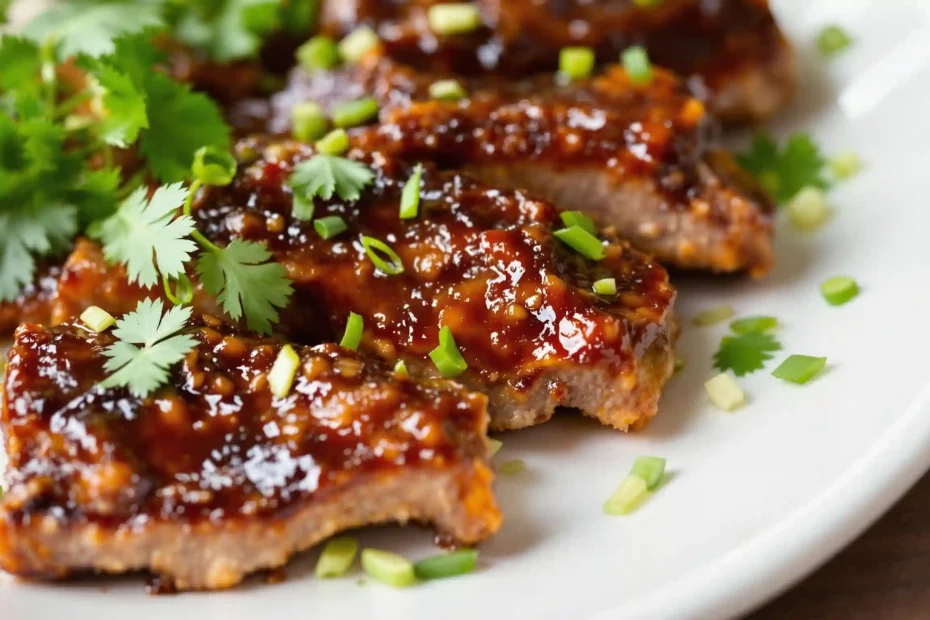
<box><xmin>316</xmin><ymin>0</ymin><xmax>794</xmax><ymax>123</ymax></box>
<box><xmin>0</xmin><ymin>320</ymin><xmax>499</xmax><ymax>590</ymax></box>
<box><xmin>263</xmin><ymin>58</ymin><xmax>774</xmax><ymax>275</ymax></box>
<box><xmin>46</xmin><ymin>139</ymin><xmax>676</xmax><ymax>432</ymax></box>
<box><xmin>0</xmin><ymin>262</ymin><xmax>61</xmax><ymax>333</ymax></box>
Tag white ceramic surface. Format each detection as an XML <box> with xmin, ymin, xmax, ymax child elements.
<box><xmin>4</xmin><ymin>1</ymin><xmax>930</xmax><ymax>618</ymax></box>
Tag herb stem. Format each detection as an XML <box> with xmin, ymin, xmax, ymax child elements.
<box><xmin>55</xmin><ymin>91</ymin><xmax>93</xmax><ymax>120</ymax></box>
<box><xmin>39</xmin><ymin>37</ymin><xmax>58</xmax><ymax>116</ymax></box>
<box><xmin>181</xmin><ymin>179</ymin><xmax>222</xmax><ymax>253</ymax></box>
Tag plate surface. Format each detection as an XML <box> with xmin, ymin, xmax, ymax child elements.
<box><xmin>4</xmin><ymin>1</ymin><xmax>930</xmax><ymax>618</ymax></box>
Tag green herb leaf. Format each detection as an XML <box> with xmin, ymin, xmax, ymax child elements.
<box><xmin>288</xmin><ymin>154</ymin><xmax>374</xmax><ymax>203</ymax></box>
<box><xmin>713</xmin><ymin>331</ymin><xmax>782</xmax><ymax>377</ymax></box>
<box><xmin>0</xmin><ymin>36</ymin><xmax>41</xmax><ymax>92</ymax></box>
<box><xmin>0</xmin><ymin>204</ymin><xmax>77</xmax><ymax>302</ymax></box>
<box><xmin>737</xmin><ymin>132</ymin><xmax>831</xmax><ymax>204</ymax></box>
<box><xmin>196</xmin><ymin>239</ymin><xmax>293</xmax><ymax>335</ymax></box>
<box><xmin>173</xmin><ymin>0</ymin><xmax>281</xmax><ymax>63</ymax></box>
<box><xmin>101</xmin><ymin>298</ymin><xmax>198</xmax><ymax>398</ymax></box>
<box><xmin>92</xmin><ymin>184</ymin><xmax>197</xmax><ymax>288</ymax></box>
<box><xmin>92</xmin><ymin>63</ymin><xmax>149</xmax><ymax>147</ymax></box>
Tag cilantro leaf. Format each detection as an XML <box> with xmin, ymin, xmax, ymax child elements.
<box><xmin>0</xmin><ymin>204</ymin><xmax>77</xmax><ymax>302</ymax></box>
<box><xmin>0</xmin><ymin>36</ymin><xmax>41</xmax><ymax>93</ymax></box>
<box><xmin>70</xmin><ymin>167</ymin><xmax>121</xmax><ymax>227</ymax></box>
<box><xmin>140</xmin><ymin>72</ymin><xmax>230</xmax><ymax>182</ymax></box>
<box><xmin>25</xmin><ymin>0</ymin><xmax>164</xmax><ymax>59</ymax></box>
<box><xmin>92</xmin><ymin>184</ymin><xmax>197</xmax><ymax>288</ymax></box>
<box><xmin>101</xmin><ymin>298</ymin><xmax>199</xmax><ymax>398</ymax></box>
<box><xmin>173</xmin><ymin>0</ymin><xmax>280</xmax><ymax>62</ymax></box>
<box><xmin>737</xmin><ymin>132</ymin><xmax>831</xmax><ymax>204</ymax></box>
<box><xmin>713</xmin><ymin>331</ymin><xmax>782</xmax><ymax>377</ymax></box>
<box><xmin>92</xmin><ymin>63</ymin><xmax>148</xmax><ymax>147</ymax></box>
<box><xmin>196</xmin><ymin>239</ymin><xmax>293</xmax><ymax>335</ymax></box>
<box><xmin>288</xmin><ymin>154</ymin><xmax>374</xmax><ymax>203</ymax></box>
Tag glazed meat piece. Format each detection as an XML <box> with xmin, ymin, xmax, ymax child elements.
<box><xmin>46</xmin><ymin>138</ymin><xmax>677</xmax><ymax>431</ymax></box>
<box><xmin>0</xmin><ymin>263</ymin><xmax>61</xmax><ymax>333</ymax></box>
<box><xmin>0</xmin><ymin>320</ymin><xmax>500</xmax><ymax>590</ymax></box>
<box><xmin>263</xmin><ymin>59</ymin><xmax>774</xmax><ymax>275</ymax></box>
<box><xmin>318</xmin><ymin>0</ymin><xmax>794</xmax><ymax>123</ymax></box>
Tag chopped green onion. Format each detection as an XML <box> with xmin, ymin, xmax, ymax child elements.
<box><xmin>820</xmin><ymin>275</ymin><xmax>859</xmax><ymax>306</ymax></box>
<box><xmin>704</xmin><ymin>373</ymin><xmax>745</xmax><ymax>411</ymax></box>
<box><xmin>80</xmin><ymin>306</ymin><xmax>115</xmax><ymax>333</ymax></box>
<box><xmin>360</xmin><ymin>549</ymin><xmax>416</xmax><ymax>588</ymax></box>
<box><xmin>559</xmin><ymin>210</ymin><xmax>596</xmax><ymax>235</ymax></box>
<box><xmin>633</xmin><ymin>0</ymin><xmax>662</xmax><ymax>6</ymax></box>
<box><xmin>817</xmin><ymin>25</ymin><xmax>852</xmax><ymax>57</ymax></box>
<box><xmin>559</xmin><ymin>46</ymin><xmax>595</xmax><ymax>80</ymax></box>
<box><xmin>429</xmin><ymin>326</ymin><xmax>468</xmax><ymax>378</ymax></box>
<box><xmin>399</xmin><ymin>164</ymin><xmax>423</xmax><ymax>219</ymax></box>
<box><xmin>268</xmin><ymin>344</ymin><xmax>300</xmax><ymax>398</ymax></box>
<box><xmin>692</xmin><ymin>306</ymin><xmax>734</xmax><ymax>327</ymax></box>
<box><xmin>554</xmin><ymin>226</ymin><xmax>605</xmax><ymax>260</ymax></box>
<box><xmin>413</xmin><ymin>549</ymin><xmax>478</xmax><ymax>580</ymax></box>
<box><xmin>499</xmin><ymin>459</ymin><xmax>525</xmax><ymax>475</ymax></box>
<box><xmin>339</xmin><ymin>26</ymin><xmax>380</xmax><ymax>64</ymax></box>
<box><xmin>316</xmin><ymin>128</ymin><xmax>350</xmax><ymax>156</ymax></box>
<box><xmin>192</xmin><ymin>146</ymin><xmax>237</xmax><ymax>187</ymax></box>
<box><xmin>427</xmin><ymin>3</ymin><xmax>482</xmax><ymax>35</ymax></box>
<box><xmin>787</xmin><ymin>186</ymin><xmax>829</xmax><ymax>231</ymax></box>
<box><xmin>630</xmin><ymin>456</ymin><xmax>666</xmax><ymax>490</ymax></box>
<box><xmin>314</xmin><ymin>216</ymin><xmax>347</xmax><ymax>239</ymax></box>
<box><xmin>829</xmin><ymin>151</ymin><xmax>862</xmax><ymax>180</ymax></box>
<box><xmin>361</xmin><ymin>235</ymin><xmax>405</xmax><ymax>275</ymax></box>
<box><xmin>604</xmin><ymin>474</ymin><xmax>649</xmax><ymax>515</ymax></box>
<box><xmin>297</xmin><ymin>35</ymin><xmax>340</xmax><ymax>72</ymax></box>
<box><xmin>315</xmin><ymin>537</ymin><xmax>358</xmax><ymax>578</ymax></box>
<box><xmin>593</xmin><ymin>278</ymin><xmax>617</xmax><ymax>296</ymax></box>
<box><xmin>429</xmin><ymin>79</ymin><xmax>467</xmax><ymax>101</ymax></box>
<box><xmin>393</xmin><ymin>360</ymin><xmax>408</xmax><ymax>376</ymax></box>
<box><xmin>293</xmin><ymin>194</ymin><xmax>314</xmax><ymax>221</ymax></box>
<box><xmin>730</xmin><ymin>316</ymin><xmax>778</xmax><ymax>334</ymax></box>
<box><xmin>332</xmin><ymin>97</ymin><xmax>379</xmax><ymax>129</ymax></box>
<box><xmin>292</xmin><ymin>102</ymin><xmax>328</xmax><ymax>143</ymax></box>
<box><xmin>772</xmin><ymin>355</ymin><xmax>827</xmax><ymax>385</ymax></box>
<box><xmin>487</xmin><ymin>438</ymin><xmax>502</xmax><ymax>457</ymax></box>
<box><xmin>340</xmin><ymin>312</ymin><xmax>363</xmax><ymax>351</ymax></box>
<box><xmin>621</xmin><ymin>46</ymin><xmax>653</xmax><ymax>85</ymax></box>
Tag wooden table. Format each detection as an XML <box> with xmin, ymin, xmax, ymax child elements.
<box><xmin>751</xmin><ymin>470</ymin><xmax>930</xmax><ymax>619</ymax></box>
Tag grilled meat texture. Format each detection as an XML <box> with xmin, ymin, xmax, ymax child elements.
<box><xmin>256</xmin><ymin>61</ymin><xmax>774</xmax><ymax>275</ymax></box>
<box><xmin>317</xmin><ymin>0</ymin><xmax>794</xmax><ymax>123</ymax></box>
<box><xmin>0</xmin><ymin>263</ymin><xmax>61</xmax><ymax>334</ymax></box>
<box><xmin>0</xmin><ymin>320</ymin><xmax>500</xmax><ymax>590</ymax></box>
<box><xmin>40</xmin><ymin>139</ymin><xmax>677</xmax><ymax>432</ymax></box>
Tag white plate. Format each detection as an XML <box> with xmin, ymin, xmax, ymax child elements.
<box><xmin>4</xmin><ymin>1</ymin><xmax>930</xmax><ymax>618</ymax></box>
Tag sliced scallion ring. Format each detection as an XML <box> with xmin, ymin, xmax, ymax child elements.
<box><xmin>291</xmin><ymin>101</ymin><xmax>328</xmax><ymax>143</ymax></box>
<box><xmin>621</xmin><ymin>45</ymin><xmax>653</xmax><ymax>84</ymax></box>
<box><xmin>297</xmin><ymin>35</ymin><xmax>340</xmax><ymax>72</ymax></box>
<box><xmin>487</xmin><ymin>438</ymin><xmax>503</xmax><ymax>457</ymax></box>
<box><xmin>339</xmin><ymin>26</ymin><xmax>380</xmax><ymax>64</ymax></box>
<box><xmin>393</xmin><ymin>360</ymin><xmax>408</xmax><ymax>376</ymax></box>
<box><xmin>340</xmin><ymin>312</ymin><xmax>363</xmax><ymax>351</ymax></box>
<box><xmin>428</xmin><ymin>79</ymin><xmax>467</xmax><ymax>101</ymax></box>
<box><xmin>692</xmin><ymin>306</ymin><xmax>734</xmax><ymax>327</ymax></box>
<box><xmin>314</xmin><ymin>215</ymin><xmax>347</xmax><ymax>239</ymax></box>
<box><xmin>603</xmin><ymin>474</ymin><xmax>649</xmax><ymax>515</ymax></box>
<box><xmin>829</xmin><ymin>151</ymin><xmax>862</xmax><ymax>180</ymax></box>
<box><xmin>704</xmin><ymin>372</ymin><xmax>745</xmax><ymax>411</ymax></box>
<box><xmin>499</xmin><ymin>459</ymin><xmax>525</xmax><ymax>475</ymax></box>
<box><xmin>361</xmin><ymin>235</ymin><xmax>405</xmax><ymax>275</ymax></box>
<box><xmin>80</xmin><ymin>306</ymin><xmax>116</xmax><ymax>333</ymax></box>
<box><xmin>427</xmin><ymin>3</ymin><xmax>482</xmax><ymax>35</ymax></box>
<box><xmin>332</xmin><ymin>97</ymin><xmax>379</xmax><ymax>129</ymax></box>
<box><xmin>413</xmin><ymin>549</ymin><xmax>478</xmax><ymax>580</ymax></box>
<box><xmin>817</xmin><ymin>25</ymin><xmax>852</xmax><ymax>57</ymax></box>
<box><xmin>554</xmin><ymin>226</ymin><xmax>605</xmax><ymax>260</ymax></box>
<box><xmin>399</xmin><ymin>164</ymin><xmax>423</xmax><ymax>220</ymax></box>
<box><xmin>429</xmin><ymin>326</ymin><xmax>468</xmax><ymax>377</ymax></box>
<box><xmin>559</xmin><ymin>46</ymin><xmax>595</xmax><ymax>80</ymax></box>
<box><xmin>787</xmin><ymin>186</ymin><xmax>829</xmax><ymax>231</ymax></box>
<box><xmin>730</xmin><ymin>316</ymin><xmax>778</xmax><ymax>334</ymax></box>
<box><xmin>360</xmin><ymin>549</ymin><xmax>416</xmax><ymax>588</ymax></box>
<box><xmin>593</xmin><ymin>277</ymin><xmax>617</xmax><ymax>296</ymax></box>
<box><xmin>268</xmin><ymin>344</ymin><xmax>300</xmax><ymax>398</ymax></box>
<box><xmin>820</xmin><ymin>275</ymin><xmax>858</xmax><ymax>306</ymax></box>
<box><xmin>559</xmin><ymin>210</ymin><xmax>596</xmax><ymax>235</ymax></box>
<box><xmin>316</xmin><ymin>128</ymin><xmax>350</xmax><ymax>156</ymax></box>
<box><xmin>315</xmin><ymin>537</ymin><xmax>358</xmax><ymax>578</ymax></box>
<box><xmin>629</xmin><ymin>456</ymin><xmax>666</xmax><ymax>490</ymax></box>
<box><xmin>772</xmin><ymin>355</ymin><xmax>827</xmax><ymax>385</ymax></box>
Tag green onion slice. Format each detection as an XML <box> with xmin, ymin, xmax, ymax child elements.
<box><xmin>297</xmin><ymin>35</ymin><xmax>340</xmax><ymax>72</ymax></box>
<box><xmin>291</xmin><ymin>101</ymin><xmax>328</xmax><ymax>143</ymax></box>
<box><xmin>427</xmin><ymin>3</ymin><xmax>482</xmax><ymax>35</ymax></box>
<box><xmin>787</xmin><ymin>186</ymin><xmax>829</xmax><ymax>231</ymax></box>
<box><xmin>593</xmin><ymin>277</ymin><xmax>617</xmax><ymax>296</ymax></box>
<box><xmin>192</xmin><ymin>146</ymin><xmax>237</xmax><ymax>187</ymax></box>
<box><xmin>499</xmin><ymin>459</ymin><xmax>525</xmax><ymax>475</ymax></box>
<box><xmin>772</xmin><ymin>355</ymin><xmax>827</xmax><ymax>385</ymax></box>
<box><xmin>429</xmin><ymin>79</ymin><xmax>467</xmax><ymax>101</ymax></box>
<box><xmin>820</xmin><ymin>275</ymin><xmax>859</xmax><ymax>306</ymax></box>
<box><xmin>554</xmin><ymin>226</ymin><xmax>605</xmax><ymax>260</ymax></box>
<box><xmin>817</xmin><ymin>25</ymin><xmax>852</xmax><ymax>57</ymax></box>
<box><xmin>730</xmin><ymin>316</ymin><xmax>778</xmax><ymax>335</ymax></box>
<box><xmin>413</xmin><ymin>549</ymin><xmax>478</xmax><ymax>580</ymax></box>
<box><xmin>603</xmin><ymin>474</ymin><xmax>649</xmax><ymax>515</ymax></box>
<box><xmin>314</xmin><ymin>215</ymin><xmax>347</xmax><ymax>239</ymax></box>
<box><xmin>361</xmin><ymin>235</ymin><xmax>405</xmax><ymax>275</ymax></box>
<box><xmin>692</xmin><ymin>306</ymin><xmax>734</xmax><ymax>327</ymax></box>
<box><xmin>315</xmin><ymin>537</ymin><xmax>358</xmax><ymax>578</ymax></box>
<box><xmin>559</xmin><ymin>46</ymin><xmax>595</xmax><ymax>80</ymax></box>
<box><xmin>829</xmin><ymin>151</ymin><xmax>862</xmax><ymax>180</ymax></box>
<box><xmin>393</xmin><ymin>360</ymin><xmax>408</xmax><ymax>376</ymax></box>
<box><xmin>80</xmin><ymin>305</ymin><xmax>116</xmax><ymax>333</ymax></box>
<box><xmin>163</xmin><ymin>273</ymin><xmax>194</xmax><ymax>306</ymax></box>
<box><xmin>339</xmin><ymin>26</ymin><xmax>380</xmax><ymax>64</ymax></box>
<box><xmin>340</xmin><ymin>312</ymin><xmax>363</xmax><ymax>351</ymax></box>
<box><xmin>316</xmin><ymin>128</ymin><xmax>350</xmax><ymax>156</ymax></box>
<box><xmin>487</xmin><ymin>438</ymin><xmax>503</xmax><ymax>457</ymax></box>
<box><xmin>268</xmin><ymin>344</ymin><xmax>300</xmax><ymax>398</ymax></box>
<box><xmin>292</xmin><ymin>193</ymin><xmax>314</xmax><ymax>221</ymax></box>
<box><xmin>704</xmin><ymin>373</ymin><xmax>745</xmax><ymax>411</ymax></box>
<box><xmin>630</xmin><ymin>456</ymin><xmax>666</xmax><ymax>490</ymax></box>
<box><xmin>332</xmin><ymin>97</ymin><xmax>379</xmax><ymax>129</ymax></box>
<box><xmin>621</xmin><ymin>45</ymin><xmax>653</xmax><ymax>84</ymax></box>
<box><xmin>559</xmin><ymin>210</ymin><xmax>596</xmax><ymax>235</ymax></box>
<box><xmin>429</xmin><ymin>326</ymin><xmax>468</xmax><ymax>378</ymax></box>
<box><xmin>360</xmin><ymin>549</ymin><xmax>416</xmax><ymax>588</ymax></box>
<box><xmin>400</xmin><ymin>164</ymin><xmax>423</xmax><ymax>220</ymax></box>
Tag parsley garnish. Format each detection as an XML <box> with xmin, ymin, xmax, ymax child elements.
<box><xmin>737</xmin><ymin>132</ymin><xmax>831</xmax><ymax>204</ymax></box>
<box><xmin>100</xmin><ymin>298</ymin><xmax>198</xmax><ymax>398</ymax></box>
<box><xmin>288</xmin><ymin>154</ymin><xmax>375</xmax><ymax>203</ymax></box>
<box><xmin>713</xmin><ymin>331</ymin><xmax>782</xmax><ymax>377</ymax></box>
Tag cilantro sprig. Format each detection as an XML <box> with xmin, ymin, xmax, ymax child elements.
<box><xmin>712</xmin><ymin>318</ymin><xmax>783</xmax><ymax>377</ymax></box>
<box><xmin>737</xmin><ymin>132</ymin><xmax>831</xmax><ymax>204</ymax></box>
